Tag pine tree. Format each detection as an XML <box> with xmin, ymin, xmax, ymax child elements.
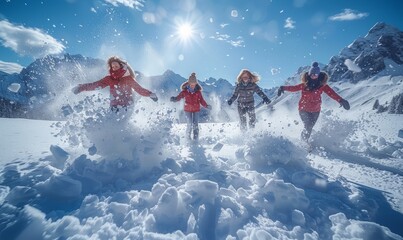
<box><xmin>388</xmin><ymin>96</ymin><xmax>397</xmax><ymax>113</ymax></box>
<box><xmin>388</xmin><ymin>93</ymin><xmax>403</xmax><ymax>114</ymax></box>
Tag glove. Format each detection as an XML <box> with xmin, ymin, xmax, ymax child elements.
<box><xmin>340</xmin><ymin>99</ymin><xmax>350</xmax><ymax>110</ymax></box>
<box><xmin>263</xmin><ymin>97</ymin><xmax>271</xmax><ymax>104</ymax></box>
<box><xmin>206</xmin><ymin>105</ymin><xmax>212</xmax><ymax>110</ymax></box>
<box><xmin>227</xmin><ymin>99</ymin><xmax>233</xmax><ymax>106</ymax></box>
<box><xmin>170</xmin><ymin>96</ymin><xmax>177</xmax><ymax>102</ymax></box>
<box><xmin>150</xmin><ymin>93</ymin><xmax>158</xmax><ymax>102</ymax></box>
<box><xmin>72</xmin><ymin>85</ymin><xmax>81</xmax><ymax>94</ymax></box>
<box><xmin>277</xmin><ymin>86</ymin><xmax>284</xmax><ymax>96</ymax></box>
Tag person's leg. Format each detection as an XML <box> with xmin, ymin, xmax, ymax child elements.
<box><xmin>111</xmin><ymin>106</ymin><xmax>119</xmax><ymax>113</ymax></box>
<box><xmin>238</xmin><ymin>106</ymin><xmax>247</xmax><ymax>131</ymax></box>
<box><xmin>192</xmin><ymin>112</ymin><xmax>200</xmax><ymax>140</ymax></box>
<box><xmin>111</xmin><ymin>105</ymin><xmax>128</xmax><ymax>113</ymax></box>
<box><xmin>247</xmin><ymin>106</ymin><xmax>256</xmax><ymax>128</ymax></box>
<box><xmin>184</xmin><ymin>111</ymin><xmax>192</xmax><ymax>140</ymax></box>
<box><xmin>299</xmin><ymin>111</ymin><xmax>320</xmax><ymax>141</ymax></box>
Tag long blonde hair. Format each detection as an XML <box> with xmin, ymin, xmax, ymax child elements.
<box><xmin>107</xmin><ymin>56</ymin><xmax>135</xmax><ymax>78</ymax></box>
<box><xmin>236</xmin><ymin>69</ymin><xmax>260</xmax><ymax>83</ymax></box>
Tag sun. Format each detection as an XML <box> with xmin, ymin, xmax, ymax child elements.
<box><xmin>171</xmin><ymin>18</ymin><xmax>200</xmax><ymax>47</ymax></box>
<box><xmin>177</xmin><ymin>23</ymin><xmax>194</xmax><ymax>41</ymax></box>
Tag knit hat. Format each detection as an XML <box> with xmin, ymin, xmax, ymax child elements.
<box><xmin>308</xmin><ymin>62</ymin><xmax>320</xmax><ymax>76</ymax></box>
<box><xmin>188</xmin><ymin>72</ymin><xmax>197</xmax><ymax>84</ymax></box>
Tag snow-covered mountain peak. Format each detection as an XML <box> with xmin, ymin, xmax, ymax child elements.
<box><xmin>366</xmin><ymin>22</ymin><xmax>401</xmax><ymax>37</ymax></box>
<box><xmin>326</xmin><ymin>22</ymin><xmax>403</xmax><ymax>83</ymax></box>
<box><xmin>162</xmin><ymin>69</ymin><xmax>177</xmax><ymax>77</ymax></box>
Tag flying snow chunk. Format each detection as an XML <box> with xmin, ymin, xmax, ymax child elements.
<box><xmin>212</xmin><ymin>143</ymin><xmax>223</xmax><ymax>152</ymax></box>
<box><xmin>88</xmin><ymin>144</ymin><xmax>97</xmax><ymax>155</ymax></box>
<box><xmin>231</xmin><ymin>10</ymin><xmax>238</xmax><ymax>18</ymax></box>
<box><xmin>178</xmin><ymin>54</ymin><xmax>184</xmax><ymax>61</ymax></box>
<box><xmin>8</xmin><ymin>83</ymin><xmax>21</xmax><ymax>93</ymax></box>
<box><xmin>344</xmin><ymin>59</ymin><xmax>361</xmax><ymax>72</ymax></box>
<box><xmin>271</xmin><ymin>68</ymin><xmax>280</xmax><ymax>75</ymax></box>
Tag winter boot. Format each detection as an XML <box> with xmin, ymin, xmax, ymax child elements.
<box><xmin>186</xmin><ymin>131</ymin><xmax>192</xmax><ymax>140</ymax></box>
<box><xmin>193</xmin><ymin>129</ymin><xmax>199</xmax><ymax>140</ymax></box>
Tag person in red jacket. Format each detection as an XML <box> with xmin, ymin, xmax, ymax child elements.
<box><xmin>277</xmin><ymin>62</ymin><xmax>350</xmax><ymax>142</ymax></box>
<box><xmin>72</xmin><ymin>56</ymin><xmax>158</xmax><ymax>112</ymax></box>
<box><xmin>170</xmin><ymin>73</ymin><xmax>211</xmax><ymax>140</ymax></box>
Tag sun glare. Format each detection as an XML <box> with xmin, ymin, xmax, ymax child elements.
<box><xmin>177</xmin><ymin>23</ymin><xmax>194</xmax><ymax>40</ymax></box>
<box><xmin>171</xmin><ymin>19</ymin><xmax>199</xmax><ymax>47</ymax></box>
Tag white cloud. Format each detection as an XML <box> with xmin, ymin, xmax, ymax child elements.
<box><xmin>284</xmin><ymin>17</ymin><xmax>296</xmax><ymax>29</ymax></box>
<box><xmin>0</xmin><ymin>60</ymin><xmax>23</xmax><ymax>74</ymax></box>
<box><xmin>329</xmin><ymin>9</ymin><xmax>369</xmax><ymax>21</ymax></box>
<box><xmin>210</xmin><ymin>33</ymin><xmax>244</xmax><ymax>47</ymax></box>
<box><xmin>344</xmin><ymin>59</ymin><xmax>361</xmax><ymax>73</ymax></box>
<box><xmin>104</xmin><ymin>0</ymin><xmax>145</xmax><ymax>10</ymax></box>
<box><xmin>0</xmin><ymin>20</ymin><xmax>65</xmax><ymax>58</ymax></box>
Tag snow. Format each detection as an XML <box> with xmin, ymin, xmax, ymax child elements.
<box><xmin>1</xmin><ymin>76</ymin><xmax>403</xmax><ymax>239</ymax></box>
<box><xmin>7</xmin><ymin>82</ymin><xmax>21</xmax><ymax>92</ymax></box>
<box><xmin>344</xmin><ymin>59</ymin><xmax>362</xmax><ymax>73</ymax></box>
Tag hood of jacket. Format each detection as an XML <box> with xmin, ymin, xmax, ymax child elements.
<box><xmin>180</xmin><ymin>81</ymin><xmax>202</xmax><ymax>92</ymax></box>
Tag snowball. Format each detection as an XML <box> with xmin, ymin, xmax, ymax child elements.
<box><xmin>7</xmin><ymin>83</ymin><xmax>21</xmax><ymax>92</ymax></box>
<box><xmin>344</xmin><ymin>59</ymin><xmax>362</xmax><ymax>72</ymax></box>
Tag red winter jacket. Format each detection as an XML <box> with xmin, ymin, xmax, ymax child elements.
<box><xmin>173</xmin><ymin>83</ymin><xmax>208</xmax><ymax>112</ymax></box>
<box><xmin>283</xmin><ymin>83</ymin><xmax>342</xmax><ymax>112</ymax></box>
<box><xmin>77</xmin><ymin>74</ymin><xmax>152</xmax><ymax>107</ymax></box>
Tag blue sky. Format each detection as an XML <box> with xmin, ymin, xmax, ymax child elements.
<box><xmin>0</xmin><ymin>0</ymin><xmax>402</xmax><ymax>88</ymax></box>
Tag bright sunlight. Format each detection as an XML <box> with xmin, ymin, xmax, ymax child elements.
<box><xmin>170</xmin><ymin>18</ymin><xmax>200</xmax><ymax>47</ymax></box>
<box><xmin>177</xmin><ymin>23</ymin><xmax>194</xmax><ymax>41</ymax></box>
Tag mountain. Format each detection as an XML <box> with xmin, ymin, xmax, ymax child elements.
<box><xmin>0</xmin><ymin>54</ymin><xmax>106</xmax><ymax>118</ymax></box>
<box><xmin>325</xmin><ymin>22</ymin><xmax>403</xmax><ymax>83</ymax></box>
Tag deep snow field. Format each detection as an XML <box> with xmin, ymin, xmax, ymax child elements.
<box><xmin>1</xmin><ymin>90</ymin><xmax>402</xmax><ymax>240</ymax></box>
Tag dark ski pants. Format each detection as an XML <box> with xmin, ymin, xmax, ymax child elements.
<box><xmin>185</xmin><ymin>111</ymin><xmax>200</xmax><ymax>140</ymax></box>
<box><xmin>238</xmin><ymin>105</ymin><xmax>256</xmax><ymax>131</ymax></box>
<box><xmin>111</xmin><ymin>105</ymin><xmax>128</xmax><ymax>113</ymax></box>
<box><xmin>299</xmin><ymin>110</ymin><xmax>320</xmax><ymax>141</ymax></box>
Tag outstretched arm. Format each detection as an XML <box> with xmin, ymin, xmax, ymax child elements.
<box><xmin>198</xmin><ymin>92</ymin><xmax>208</xmax><ymax>108</ymax></box>
<box><xmin>130</xmin><ymin>78</ymin><xmax>152</xmax><ymax>97</ymax></box>
<box><xmin>76</xmin><ymin>77</ymin><xmax>109</xmax><ymax>92</ymax></box>
<box><xmin>323</xmin><ymin>85</ymin><xmax>350</xmax><ymax>109</ymax></box>
<box><xmin>255</xmin><ymin>85</ymin><xmax>270</xmax><ymax>103</ymax></box>
<box><xmin>171</xmin><ymin>90</ymin><xmax>186</xmax><ymax>102</ymax></box>
<box><xmin>322</xmin><ymin>85</ymin><xmax>342</xmax><ymax>102</ymax></box>
<box><xmin>227</xmin><ymin>85</ymin><xmax>239</xmax><ymax>105</ymax></box>
<box><xmin>282</xmin><ymin>83</ymin><xmax>304</xmax><ymax>92</ymax></box>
